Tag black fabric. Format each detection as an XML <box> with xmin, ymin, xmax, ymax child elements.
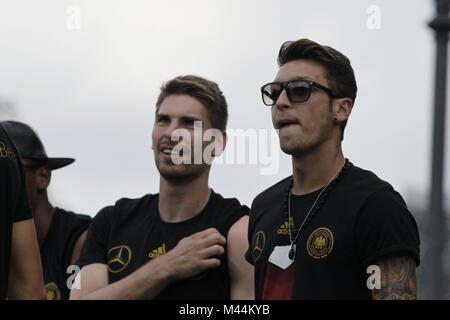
<box><xmin>246</xmin><ymin>161</ymin><xmax>420</xmax><ymax>300</ymax></box>
<box><xmin>0</xmin><ymin>124</ymin><xmax>33</xmax><ymax>299</ymax></box>
<box><xmin>40</xmin><ymin>208</ymin><xmax>91</xmax><ymax>300</ymax></box>
<box><xmin>77</xmin><ymin>190</ymin><xmax>249</xmax><ymax>299</ymax></box>
<box><xmin>0</xmin><ymin>121</ymin><xmax>74</xmax><ymax>170</ymax></box>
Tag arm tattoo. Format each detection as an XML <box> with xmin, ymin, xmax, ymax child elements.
<box><xmin>372</xmin><ymin>254</ymin><xmax>417</xmax><ymax>300</ymax></box>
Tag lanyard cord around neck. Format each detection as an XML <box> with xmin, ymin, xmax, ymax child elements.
<box><xmin>284</xmin><ymin>158</ymin><xmax>350</xmax><ymax>259</ymax></box>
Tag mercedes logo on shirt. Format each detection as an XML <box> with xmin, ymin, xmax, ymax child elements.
<box><xmin>107</xmin><ymin>245</ymin><xmax>132</xmax><ymax>273</ymax></box>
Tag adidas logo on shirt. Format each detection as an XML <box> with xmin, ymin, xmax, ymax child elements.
<box><xmin>148</xmin><ymin>243</ymin><xmax>166</xmax><ymax>259</ymax></box>
<box><xmin>277</xmin><ymin>218</ymin><xmax>296</xmax><ymax>235</ymax></box>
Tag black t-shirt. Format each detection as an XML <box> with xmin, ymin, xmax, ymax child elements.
<box><xmin>0</xmin><ymin>124</ymin><xmax>33</xmax><ymax>299</ymax></box>
<box><xmin>41</xmin><ymin>207</ymin><xmax>91</xmax><ymax>300</ymax></box>
<box><xmin>77</xmin><ymin>190</ymin><xmax>249</xmax><ymax>299</ymax></box>
<box><xmin>246</xmin><ymin>161</ymin><xmax>420</xmax><ymax>300</ymax></box>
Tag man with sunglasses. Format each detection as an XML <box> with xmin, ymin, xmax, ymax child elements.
<box><xmin>245</xmin><ymin>38</ymin><xmax>420</xmax><ymax>299</ymax></box>
<box><xmin>1</xmin><ymin>121</ymin><xmax>91</xmax><ymax>300</ymax></box>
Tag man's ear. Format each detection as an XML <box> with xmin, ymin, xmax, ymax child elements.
<box><xmin>36</xmin><ymin>166</ymin><xmax>51</xmax><ymax>191</ymax></box>
<box><xmin>333</xmin><ymin>97</ymin><xmax>353</xmax><ymax>123</ymax></box>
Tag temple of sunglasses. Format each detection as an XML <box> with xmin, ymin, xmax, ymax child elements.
<box><xmin>260</xmin><ymin>79</ymin><xmax>337</xmax><ymax>106</ymax></box>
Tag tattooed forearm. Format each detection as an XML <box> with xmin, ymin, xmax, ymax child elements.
<box><xmin>371</xmin><ymin>254</ymin><xmax>417</xmax><ymax>300</ymax></box>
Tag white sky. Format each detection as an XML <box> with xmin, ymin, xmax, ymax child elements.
<box><xmin>0</xmin><ymin>0</ymin><xmax>439</xmax><ymax>216</ymax></box>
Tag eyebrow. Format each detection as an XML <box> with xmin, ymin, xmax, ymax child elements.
<box><xmin>181</xmin><ymin>116</ymin><xmax>202</xmax><ymax>124</ymax></box>
<box><xmin>155</xmin><ymin>113</ymin><xmax>202</xmax><ymax>123</ymax></box>
<box><xmin>155</xmin><ymin>113</ymin><xmax>169</xmax><ymax>120</ymax></box>
<box><xmin>274</xmin><ymin>76</ymin><xmax>313</xmax><ymax>82</ymax></box>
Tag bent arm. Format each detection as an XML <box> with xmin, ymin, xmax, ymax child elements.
<box><xmin>227</xmin><ymin>216</ymin><xmax>255</xmax><ymax>300</ymax></box>
<box><xmin>8</xmin><ymin>219</ymin><xmax>46</xmax><ymax>300</ymax></box>
<box><xmin>71</xmin><ymin>228</ymin><xmax>226</xmax><ymax>300</ymax></box>
<box><xmin>371</xmin><ymin>254</ymin><xmax>417</xmax><ymax>300</ymax></box>
<box><xmin>70</xmin><ymin>258</ymin><xmax>172</xmax><ymax>300</ymax></box>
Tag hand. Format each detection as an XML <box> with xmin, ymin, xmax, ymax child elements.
<box><xmin>163</xmin><ymin>228</ymin><xmax>226</xmax><ymax>281</ymax></box>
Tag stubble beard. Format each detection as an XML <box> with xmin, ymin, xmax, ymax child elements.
<box><xmin>155</xmin><ymin>154</ymin><xmax>209</xmax><ymax>184</ymax></box>
<box><xmin>280</xmin><ymin>120</ymin><xmax>334</xmax><ymax>158</ymax></box>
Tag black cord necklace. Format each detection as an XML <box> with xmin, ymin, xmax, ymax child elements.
<box><xmin>284</xmin><ymin>158</ymin><xmax>350</xmax><ymax>260</ymax></box>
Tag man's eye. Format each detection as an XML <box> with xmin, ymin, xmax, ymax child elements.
<box><xmin>157</xmin><ymin>117</ymin><xmax>170</xmax><ymax>123</ymax></box>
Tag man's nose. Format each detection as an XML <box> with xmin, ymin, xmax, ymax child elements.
<box><xmin>275</xmin><ymin>88</ymin><xmax>291</xmax><ymax>110</ymax></box>
<box><xmin>163</xmin><ymin>121</ymin><xmax>181</xmax><ymax>140</ymax></box>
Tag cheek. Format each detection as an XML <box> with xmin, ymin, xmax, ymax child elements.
<box><xmin>304</xmin><ymin>106</ymin><xmax>328</xmax><ymax>126</ymax></box>
<box><xmin>193</xmin><ymin>129</ymin><xmax>203</xmax><ymax>145</ymax></box>
<box><xmin>151</xmin><ymin>127</ymin><xmax>160</xmax><ymax>149</ymax></box>
<box><xmin>25</xmin><ymin>173</ymin><xmax>37</xmax><ymax>193</ymax></box>
<box><xmin>271</xmin><ymin>107</ymin><xmax>278</xmax><ymax>126</ymax></box>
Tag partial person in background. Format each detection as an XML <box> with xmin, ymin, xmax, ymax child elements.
<box><xmin>1</xmin><ymin>121</ymin><xmax>91</xmax><ymax>300</ymax></box>
<box><xmin>0</xmin><ymin>123</ymin><xmax>46</xmax><ymax>300</ymax></box>
<box><xmin>71</xmin><ymin>75</ymin><xmax>253</xmax><ymax>300</ymax></box>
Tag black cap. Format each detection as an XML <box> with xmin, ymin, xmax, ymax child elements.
<box><xmin>0</xmin><ymin>120</ymin><xmax>75</xmax><ymax>170</ymax></box>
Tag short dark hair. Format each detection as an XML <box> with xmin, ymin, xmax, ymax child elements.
<box><xmin>156</xmin><ymin>75</ymin><xmax>228</xmax><ymax>131</ymax></box>
<box><xmin>278</xmin><ymin>38</ymin><xmax>357</xmax><ymax>140</ymax></box>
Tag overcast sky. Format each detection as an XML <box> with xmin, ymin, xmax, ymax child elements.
<box><xmin>0</xmin><ymin>0</ymin><xmax>439</xmax><ymax>216</ymax></box>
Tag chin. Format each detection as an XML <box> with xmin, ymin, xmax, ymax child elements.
<box><xmin>280</xmin><ymin>140</ymin><xmax>316</xmax><ymax>157</ymax></box>
<box><xmin>158</xmin><ymin>165</ymin><xmax>189</xmax><ymax>178</ymax></box>
<box><xmin>157</xmin><ymin>163</ymin><xmax>207</xmax><ymax>182</ymax></box>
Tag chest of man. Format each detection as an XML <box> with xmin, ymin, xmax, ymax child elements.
<box><xmin>105</xmin><ymin>207</ymin><xmax>231</xmax><ymax>299</ymax></box>
<box><xmin>250</xmin><ymin>188</ymin><xmax>372</xmax><ymax>299</ymax></box>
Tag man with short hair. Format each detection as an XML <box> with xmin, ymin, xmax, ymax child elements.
<box><xmin>1</xmin><ymin>121</ymin><xmax>91</xmax><ymax>300</ymax></box>
<box><xmin>71</xmin><ymin>75</ymin><xmax>253</xmax><ymax>300</ymax></box>
<box><xmin>0</xmin><ymin>123</ymin><xmax>46</xmax><ymax>300</ymax></box>
<box><xmin>246</xmin><ymin>38</ymin><xmax>420</xmax><ymax>300</ymax></box>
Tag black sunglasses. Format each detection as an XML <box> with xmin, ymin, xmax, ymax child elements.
<box><xmin>260</xmin><ymin>79</ymin><xmax>337</xmax><ymax>106</ymax></box>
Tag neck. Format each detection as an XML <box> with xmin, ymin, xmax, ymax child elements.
<box><xmin>291</xmin><ymin>141</ymin><xmax>345</xmax><ymax>195</ymax></box>
<box><xmin>32</xmin><ymin>196</ymin><xmax>54</xmax><ymax>248</ymax></box>
<box><xmin>158</xmin><ymin>172</ymin><xmax>211</xmax><ymax>223</ymax></box>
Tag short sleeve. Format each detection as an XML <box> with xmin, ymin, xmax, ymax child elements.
<box><xmin>219</xmin><ymin>200</ymin><xmax>249</xmax><ymax>237</ymax></box>
<box><xmin>245</xmin><ymin>241</ymin><xmax>254</xmax><ymax>265</ymax></box>
<box><xmin>245</xmin><ymin>198</ymin><xmax>259</xmax><ymax>266</ymax></box>
<box><xmin>76</xmin><ymin>206</ymin><xmax>113</xmax><ymax>268</ymax></box>
<box><xmin>355</xmin><ymin>188</ymin><xmax>420</xmax><ymax>269</ymax></box>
